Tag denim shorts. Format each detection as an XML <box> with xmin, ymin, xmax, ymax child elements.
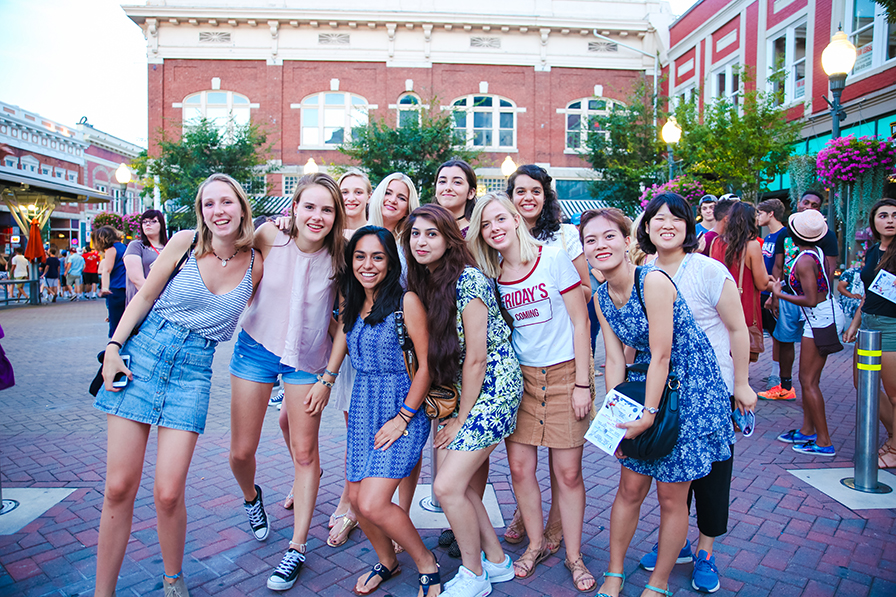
<box><xmin>861</xmin><ymin>313</ymin><xmax>896</xmax><ymax>352</ymax></box>
<box><xmin>772</xmin><ymin>298</ymin><xmax>805</xmax><ymax>343</ymax></box>
<box><xmin>229</xmin><ymin>330</ymin><xmax>317</xmax><ymax>385</ymax></box>
<box><xmin>93</xmin><ymin>311</ymin><xmax>217</xmax><ymax>434</ymax></box>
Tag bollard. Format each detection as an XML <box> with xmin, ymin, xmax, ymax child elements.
<box><xmin>841</xmin><ymin>329</ymin><xmax>892</xmax><ymax>494</ymax></box>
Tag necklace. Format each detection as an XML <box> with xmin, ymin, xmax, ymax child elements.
<box><xmin>213</xmin><ymin>248</ymin><xmax>240</xmax><ymax>267</ymax></box>
<box><xmin>456</xmin><ymin>214</ymin><xmax>466</xmax><ymax>222</ymax></box>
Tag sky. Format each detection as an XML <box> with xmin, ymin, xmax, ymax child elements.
<box><xmin>0</xmin><ymin>0</ymin><xmax>698</xmax><ymax>149</ymax></box>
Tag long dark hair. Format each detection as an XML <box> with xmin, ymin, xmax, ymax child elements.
<box><xmin>637</xmin><ymin>192</ymin><xmax>699</xmax><ymax>254</ymax></box>
<box><xmin>720</xmin><ymin>202</ymin><xmax>759</xmax><ymax>268</ymax></box>
<box><xmin>139</xmin><ymin>209</ymin><xmax>168</xmax><ymax>247</ymax></box>
<box><xmin>507</xmin><ymin>164</ymin><xmax>561</xmax><ymax>240</ymax></box>
<box><xmin>435</xmin><ymin>159</ymin><xmax>478</xmax><ymax>221</ymax></box>
<box><xmin>402</xmin><ymin>205</ymin><xmax>477</xmax><ymax>387</ymax></box>
<box><xmin>340</xmin><ymin>226</ymin><xmax>403</xmax><ymax>333</ymax></box>
<box><xmin>870</xmin><ymin>198</ymin><xmax>896</xmax><ymax>274</ymax></box>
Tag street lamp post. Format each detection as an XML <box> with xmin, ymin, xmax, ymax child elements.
<box><xmin>661</xmin><ymin>118</ymin><xmax>682</xmax><ymax>181</ymax></box>
<box><xmin>821</xmin><ymin>29</ymin><xmax>857</xmax><ymax>251</ymax></box>
<box><xmin>115</xmin><ymin>163</ymin><xmax>131</xmax><ymax>217</ymax></box>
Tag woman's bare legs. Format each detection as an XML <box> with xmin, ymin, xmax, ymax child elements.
<box><xmin>505</xmin><ymin>440</ymin><xmax>545</xmax><ymax>555</ymax></box>
<box><xmin>551</xmin><ymin>445</ymin><xmax>593</xmax><ymax>590</ymax></box>
<box><xmin>228</xmin><ymin>376</ymin><xmax>275</xmax><ymax>502</ymax></box>
<box><xmin>154</xmin><ymin>427</ymin><xmax>200</xmax><ymax>583</ymax></box>
<box><xmin>797</xmin><ymin>338</ymin><xmax>832</xmax><ymax>446</ymax></box>
<box><xmin>597</xmin><ymin>466</ymin><xmax>651</xmax><ymax>597</ymax></box>
<box><xmin>282</xmin><ymin>383</ymin><xmax>321</xmax><ymax>546</ymax></box>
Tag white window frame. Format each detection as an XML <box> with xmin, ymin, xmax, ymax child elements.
<box><xmin>847</xmin><ymin>0</ymin><xmax>896</xmax><ymax>74</ymax></box>
<box><xmin>767</xmin><ymin>19</ymin><xmax>808</xmax><ymax>105</ymax></box>
<box><xmin>95</xmin><ymin>184</ymin><xmax>107</xmax><ymax>193</ymax></box>
<box><xmin>3</xmin><ymin>157</ymin><xmax>17</xmax><ymax>169</ymax></box>
<box><xmin>20</xmin><ymin>155</ymin><xmax>38</xmax><ymax>172</ymax></box>
<box><xmin>67</xmin><ymin>171</ymin><xmax>77</xmax><ymax>183</ymax></box>
<box><xmin>40</xmin><ymin>164</ymin><xmax>51</xmax><ymax>176</ymax></box>
<box><xmin>296</xmin><ymin>92</ymin><xmax>372</xmax><ymax>148</ymax></box>
<box><xmin>393</xmin><ymin>93</ymin><xmax>422</xmax><ymax>128</ymax></box>
<box><xmin>176</xmin><ymin>90</ymin><xmax>257</xmax><ymax>140</ymax></box>
<box><xmin>672</xmin><ymin>84</ymin><xmax>698</xmax><ymax>109</ymax></box>
<box><xmin>54</xmin><ymin>167</ymin><xmax>66</xmax><ymax>179</ymax></box>
<box><xmin>283</xmin><ymin>175</ymin><xmax>299</xmax><ymax>197</ymax></box>
<box><xmin>712</xmin><ymin>60</ymin><xmax>742</xmax><ymax>106</ymax></box>
<box><xmin>557</xmin><ymin>97</ymin><xmax>623</xmax><ymax>152</ymax></box>
<box><xmin>449</xmin><ymin>94</ymin><xmax>523</xmax><ymax>151</ymax></box>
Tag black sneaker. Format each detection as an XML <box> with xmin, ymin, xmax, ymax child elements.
<box><xmin>438</xmin><ymin>529</ymin><xmax>455</xmax><ymax>547</ymax></box>
<box><xmin>448</xmin><ymin>539</ymin><xmax>461</xmax><ymax>558</ymax></box>
<box><xmin>243</xmin><ymin>484</ymin><xmax>269</xmax><ymax>541</ymax></box>
<box><xmin>267</xmin><ymin>548</ymin><xmax>305</xmax><ymax>591</ymax></box>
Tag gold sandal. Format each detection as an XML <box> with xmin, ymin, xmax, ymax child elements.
<box><xmin>327</xmin><ymin>512</ymin><xmax>359</xmax><ymax>547</ymax></box>
<box><xmin>504</xmin><ymin>507</ymin><xmax>527</xmax><ymax>544</ymax></box>
<box><xmin>565</xmin><ymin>555</ymin><xmax>596</xmax><ymax>593</ymax></box>
<box><xmin>513</xmin><ymin>544</ymin><xmax>550</xmax><ymax>578</ymax></box>
<box><xmin>543</xmin><ymin>518</ymin><xmax>563</xmax><ymax>555</ymax></box>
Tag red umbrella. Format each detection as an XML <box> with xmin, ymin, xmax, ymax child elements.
<box><xmin>24</xmin><ymin>217</ymin><xmax>46</xmax><ymax>264</ymax></box>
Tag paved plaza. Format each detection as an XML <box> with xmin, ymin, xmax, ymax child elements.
<box><xmin>1</xmin><ymin>300</ymin><xmax>895</xmax><ymax>597</ymax></box>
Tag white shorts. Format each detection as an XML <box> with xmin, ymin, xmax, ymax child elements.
<box><xmin>801</xmin><ymin>297</ymin><xmax>845</xmax><ymax>338</ymax></box>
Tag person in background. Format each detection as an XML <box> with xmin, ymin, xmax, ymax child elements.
<box><xmin>11</xmin><ymin>247</ymin><xmax>29</xmax><ymax>301</ymax></box>
<box><xmin>837</xmin><ymin>262</ymin><xmax>864</xmax><ymax>322</ymax></box>
<box><xmin>756</xmin><ymin>199</ymin><xmax>787</xmax><ymax>379</ymax></box>
<box><xmin>760</xmin><ymin>191</ymin><xmax>839</xmax><ymax>402</ymax></box>
<box><xmin>66</xmin><ymin>247</ymin><xmax>86</xmax><ymax>300</ymax></box>
<box><xmin>42</xmin><ymin>247</ymin><xmax>61</xmax><ymax>302</ymax></box>
<box><xmin>695</xmin><ymin>195</ymin><xmax>718</xmax><ymax>238</ymax></box>
<box><xmin>700</xmin><ymin>197</ymin><xmax>737</xmax><ymax>257</ymax></box>
<box><xmin>124</xmin><ymin>209</ymin><xmax>169</xmax><ymax>305</ymax></box>
<box><xmin>97</xmin><ymin>227</ymin><xmax>128</xmax><ymax>337</ymax></box>
<box><xmin>433</xmin><ymin>158</ymin><xmax>478</xmax><ymax>238</ymax></box>
<box><xmin>83</xmin><ymin>242</ymin><xmax>101</xmax><ymax>299</ymax></box>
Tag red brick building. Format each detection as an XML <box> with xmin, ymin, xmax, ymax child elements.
<box><xmin>124</xmin><ymin>0</ymin><xmax>674</xmax><ymax>209</ymax></box>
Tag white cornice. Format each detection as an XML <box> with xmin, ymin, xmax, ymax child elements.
<box><xmin>78</xmin><ymin>125</ymin><xmax>144</xmax><ymax>159</ymax></box>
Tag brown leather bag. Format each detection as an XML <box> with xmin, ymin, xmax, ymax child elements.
<box><xmin>735</xmin><ymin>253</ymin><xmax>764</xmax><ymax>362</ymax></box>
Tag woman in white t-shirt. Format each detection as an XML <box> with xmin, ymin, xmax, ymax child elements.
<box><xmin>468</xmin><ymin>193</ymin><xmax>594</xmax><ymax>592</ymax></box>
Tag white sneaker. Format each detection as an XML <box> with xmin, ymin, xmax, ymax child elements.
<box><xmin>481</xmin><ymin>552</ymin><xmax>514</xmax><ymax>583</ymax></box>
<box><xmin>441</xmin><ymin>565</ymin><xmax>491</xmax><ymax>597</ymax></box>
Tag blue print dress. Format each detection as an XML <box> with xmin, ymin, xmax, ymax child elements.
<box><xmin>596</xmin><ymin>268</ymin><xmax>734</xmax><ymax>483</ymax></box>
<box><xmin>346</xmin><ymin>312</ymin><xmax>429</xmax><ymax>482</ymax></box>
<box><xmin>447</xmin><ymin>267</ymin><xmax>523</xmax><ymax>451</ymax></box>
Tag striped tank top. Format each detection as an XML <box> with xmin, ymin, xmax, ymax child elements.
<box><xmin>152</xmin><ymin>249</ymin><xmax>255</xmax><ymax>342</ymax></box>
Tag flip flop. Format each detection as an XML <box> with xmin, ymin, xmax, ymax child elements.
<box><xmin>327</xmin><ymin>512</ymin><xmax>359</xmax><ymax>547</ymax></box>
<box><xmin>354</xmin><ymin>562</ymin><xmax>401</xmax><ymax>596</ymax></box>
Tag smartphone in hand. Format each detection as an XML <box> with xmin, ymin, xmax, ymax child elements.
<box><xmin>112</xmin><ymin>354</ymin><xmax>131</xmax><ymax>388</ymax></box>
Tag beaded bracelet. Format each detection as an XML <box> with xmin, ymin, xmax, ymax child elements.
<box><xmin>316</xmin><ymin>374</ymin><xmax>334</xmax><ymax>388</ymax></box>
<box><xmin>324</xmin><ymin>368</ymin><xmax>339</xmax><ymax>379</ymax></box>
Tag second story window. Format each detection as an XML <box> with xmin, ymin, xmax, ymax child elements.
<box><xmin>768</xmin><ymin>21</ymin><xmax>807</xmax><ymax>104</ymax></box>
<box><xmin>300</xmin><ymin>92</ymin><xmax>369</xmax><ymax>147</ymax></box>
<box><xmin>713</xmin><ymin>62</ymin><xmax>741</xmax><ymax>106</ymax></box>
<box><xmin>181</xmin><ymin>90</ymin><xmax>253</xmax><ymax>140</ymax></box>
<box><xmin>397</xmin><ymin>93</ymin><xmax>422</xmax><ymax>127</ymax></box>
<box><xmin>561</xmin><ymin>97</ymin><xmax>621</xmax><ymax>151</ymax></box>
<box><xmin>848</xmin><ymin>0</ymin><xmax>896</xmax><ymax>73</ymax></box>
<box><xmin>451</xmin><ymin>94</ymin><xmax>518</xmax><ymax>150</ymax></box>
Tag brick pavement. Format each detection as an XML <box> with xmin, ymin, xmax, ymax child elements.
<box><xmin>0</xmin><ymin>301</ymin><xmax>894</xmax><ymax>596</ymax></box>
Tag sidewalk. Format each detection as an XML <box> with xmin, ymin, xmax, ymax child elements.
<box><xmin>0</xmin><ymin>301</ymin><xmax>894</xmax><ymax>596</ymax></box>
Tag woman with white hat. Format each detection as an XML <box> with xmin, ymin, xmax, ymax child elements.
<box><xmin>770</xmin><ymin>209</ymin><xmax>845</xmax><ymax>457</ymax></box>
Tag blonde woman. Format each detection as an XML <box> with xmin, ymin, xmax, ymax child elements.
<box><xmin>468</xmin><ymin>193</ymin><xmax>594</xmax><ymax>592</ymax></box>
<box><xmin>338</xmin><ymin>168</ymin><xmax>373</xmax><ymax>233</ymax></box>
<box><xmin>367</xmin><ymin>172</ymin><xmax>420</xmax><ymax>238</ymax></box>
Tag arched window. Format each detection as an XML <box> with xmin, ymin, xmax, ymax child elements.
<box><xmin>560</xmin><ymin>97</ymin><xmax>623</xmax><ymax>151</ymax></box>
<box><xmin>300</xmin><ymin>92</ymin><xmax>369</xmax><ymax>147</ymax></box>
<box><xmin>451</xmin><ymin>94</ymin><xmax>519</xmax><ymax>150</ymax></box>
<box><xmin>180</xmin><ymin>90</ymin><xmax>253</xmax><ymax>139</ymax></box>
<box><xmin>396</xmin><ymin>93</ymin><xmax>421</xmax><ymax>128</ymax></box>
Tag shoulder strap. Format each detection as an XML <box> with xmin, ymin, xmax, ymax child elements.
<box><xmin>634</xmin><ymin>266</ymin><xmax>675</xmax><ymax>320</ymax></box>
<box><xmin>737</xmin><ymin>256</ymin><xmax>745</xmax><ymax>294</ymax></box>
<box><xmin>165</xmin><ymin>231</ymin><xmax>199</xmax><ymax>287</ymax></box>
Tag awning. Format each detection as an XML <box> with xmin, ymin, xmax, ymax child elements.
<box><xmin>0</xmin><ymin>167</ymin><xmax>111</xmax><ymax>204</ymax></box>
<box><xmin>170</xmin><ymin>196</ymin><xmax>292</xmax><ymax>217</ymax></box>
<box><xmin>558</xmin><ymin>199</ymin><xmax>608</xmax><ymax>220</ymax></box>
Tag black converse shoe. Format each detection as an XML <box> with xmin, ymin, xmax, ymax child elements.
<box><xmin>243</xmin><ymin>484</ymin><xmax>269</xmax><ymax>541</ymax></box>
<box><xmin>267</xmin><ymin>547</ymin><xmax>305</xmax><ymax>591</ymax></box>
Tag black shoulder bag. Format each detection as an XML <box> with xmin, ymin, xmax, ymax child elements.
<box><xmin>613</xmin><ymin>266</ymin><xmax>682</xmax><ymax>460</ymax></box>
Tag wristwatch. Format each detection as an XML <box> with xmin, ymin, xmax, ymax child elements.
<box><xmin>644</xmin><ymin>406</ymin><xmax>659</xmax><ymax>415</ymax></box>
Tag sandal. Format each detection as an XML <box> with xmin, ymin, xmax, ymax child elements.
<box><xmin>645</xmin><ymin>583</ymin><xmax>673</xmax><ymax>596</ymax></box>
<box><xmin>878</xmin><ymin>443</ymin><xmax>896</xmax><ymax>469</ymax></box>
<box><xmin>283</xmin><ymin>493</ymin><xmax>294</xmax><ymax>510</ymax></box>
<box><xmin>879</xmin><ymin>434</ymin><xmax>894</xmax><ymax>457</ymax></box>
<box><xmin>327</xmin><ymin>512</ymin><xmax>359</xmax><ymax>547</ymax></box>
<box><xmin>392</xmin><ymin>539</ymin><xmax>404</xmax><ymax>554</ymax></box>
<box><xmin>543</xmin><ymin>518</ymin><xmax>563</xmax><ymax>555</ymax></box>
<box><xmin>596</xmin><ymin>571</ymin><xmax>625</xmax><ymax>597</ymax></box>
<box><xmin>354</xmin><ymin>562</ymin><xmax>401</xmax><ymax>596</ymax></box>
<box><xmin>418</xmin><ymin>555</ymin><xmax>441</xmax><ymax>597</ymax></box>
<box><xmin>513</xmin><ymin>543</ymin><xmax>551</xmax><ymax>578</ymax></box>
<box><xmin>504</xmin><ymin>507</ymin><xmax>527</xmax><ymax>544</ymax></box>
<box><xmin>564</xmin><ymin>555</ymin><xmax>596</xmax><ymax>593</ymax></box>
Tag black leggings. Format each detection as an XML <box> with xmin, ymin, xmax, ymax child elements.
<box><xmin>687</xmin><ymin>444</ymin><xmax>734</xmax><ymax>538</ymax></box>
<box><xmin>105</xmin><ymin>288</ymin><xmax>126</xmax><ymax>338</ymax></box>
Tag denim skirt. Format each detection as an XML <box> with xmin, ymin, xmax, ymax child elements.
<box><xmin>94</xmin><ymin>311</ymin><xmax>217</xmax><ymax>433</ymax></box>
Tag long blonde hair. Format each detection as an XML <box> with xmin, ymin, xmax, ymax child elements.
<box><xmin>467</xmin><ymin>192</ymin><xmax>541</xmax><ymax>278</ymax></box>
<box><xmin>287</xmin><ymin>172</ymin><xmax>346</xmax><ymax>274</ymax></box>
<box><xmin>367</xmin><ymin>172</ymin><xmax>420</xmax><ymax>238</ymax></box>
<box><xmin>194</xmin><ymin>173</ymin><xmax>254</xmax><ymax>258</ymax></box>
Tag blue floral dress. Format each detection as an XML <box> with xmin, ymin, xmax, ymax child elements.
<box><xmin>447</xmin><ymin>268</ymin><xmax>523</xmax><ymax>451</ymax></box>
<box><xmin>596</xmin><ymin>268</ymin><xmax>734</xmax><ymax>483</ymax></box>
<box><xmin>346</xmin><ymin>312</ymin><xmax>429</xmax><ymax>482</ymax></box>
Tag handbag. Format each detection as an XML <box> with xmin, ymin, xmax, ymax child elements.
<box><xmin>796</xmin><ymin>248</ymin><xmax>843</xmax><ymax>358</ymax></box>
<box><xmin>88</xmin><ymin>233</ymin><xmax>198</xmax><ymax>397</ymax></box>
<box><xmin>394</xmin><ymin>294</ymin><xmax>460</xmax><ymax>420</ymax></box>
<box><xmin>611</xmin><ymin>266</ymin><xmax>682</xmax><ymax>460</ymax></box>
<box><xmin>735</xmin><ymin>252</ymin><xmax>764</xmax><ymax>362</ymax></box>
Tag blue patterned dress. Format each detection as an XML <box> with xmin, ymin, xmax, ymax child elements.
<box><xmin>447</xmin><ymin>267</ymin><xmax>523</xmax><ymax>451</ymax></box>
<box><xmin>596</xmin><ymin>268</ymin><xmax>734</xmax><ymax>483</ymax></box>
<box><xmin>346</xmin><ymin>312</ymin><xmax>429</xmax><ymax>482</ymax></box>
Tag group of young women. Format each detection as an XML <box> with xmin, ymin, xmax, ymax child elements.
<box><xmin>92</xmin><ymin>157</ymin><xmax>768</xmax><ymax>597</ymax></box>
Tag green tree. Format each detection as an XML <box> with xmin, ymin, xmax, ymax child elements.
<box><xmin>339</xmin><ymin>99</ymin><xmax>479</xmax><ymax>202</ymax></box>
<box><xmin>583</xmin><ymin>79</ymin><xmax>666</xmax><ymax>215</ymax></box>
<box><xmin>134</xmin><ymin>118</ymin><xmax>276</xmax><ymax>227</ymax></box>
<box><xmin>673</xmin><ymin>66</ymin><xmax>801</xmax><ymax>202</ymax></box>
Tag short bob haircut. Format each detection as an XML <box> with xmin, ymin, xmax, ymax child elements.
<box><xmin>578</xmin><ymin>208</ymin><xmax>632</xmax><ymax>243</ymax></box>
<box><xmin>193</xmin><ymin>173</ymin><xmax>255</xmax><ymax>258</ymax></box>
<box><xmin>138</xmin><ymin>209</ymin><xmax>168</xmax><ymax>247</ymax></box>
<box><xmin>637</xmin><ymin>192</ymin><xmax>700</xmax><ymax>255</ymax></box>
<box><xmin>367</xmin><ymin>172</ymin><xmax>420</xmax><ymax>238</ymax></box>
<box><xmin>287</xmin><ymin>172</ymin><xmax>346</xmax><ymax>275</ymax></box>
<box><xmin>467</xmin><ymin>191</ymin><xmax>541</xmax><ymax>279</ymax></box>
<box><xmin>506</xmin><ymin>164</ymin><xmax>561</xmax><ymax>241</ymax></box>
<box><xmin>95</xmin><ymin>225</ymin><xmax>123</xmax><ymax>251</ymax></box>
<box><xmin>434</xmin><ymin>158</ymin><xmax>478</xmax><ymax>221</ymax></box>
<box><xmin>340</xmin><ymin>226</ymin><xmax>403</xmax><ymax>333</ymax></box>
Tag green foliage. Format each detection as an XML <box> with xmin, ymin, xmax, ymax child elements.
<box><xmin>673</xmin><ymin>66</ymin><xmax>801</xmax><ymax>203</ymax></box>
<box><xmin>134</xmin><ymin>118</ymin><xmax>276</xmax><ymax>228</ymax></box>
<box><xmin>339</xmin><ymin>98</ymin><xmax>479</xmax><ymax>202</ymax></box>
<box><xmin>787</xmin><ymin>154</ymin><xmax>820</xmax><ymax>211</ymax></box>
<box><xmin>880</xmin><ymin>0</ymin><xmax>896</xmax><ymax>23</ymax></box>
<box><xmin>582</xmin><ymin>79</ymin><xmax>665</xmax><ymax>215</ymax></box>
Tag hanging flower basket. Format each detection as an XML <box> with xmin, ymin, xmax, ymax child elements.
<box><xmin>639</xmin><ymin>175</ymin><xmax>705</xmax><ymax>208</ymax></box>
<box><xmin>91</xmin><ymin>211</ymin><xmax>144</xmax><ymax>240</ymax></box>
